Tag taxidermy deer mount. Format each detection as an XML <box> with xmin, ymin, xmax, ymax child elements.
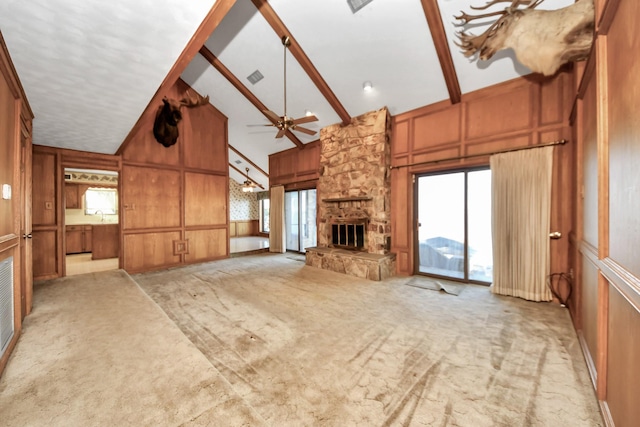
<box><xmin>455</xmin><ymin>0</ymin><xmax>595</xmax><ymax>76</ymax></box>
<box><xmin>153</xmin><ymin>91</ymin><xmax>210</xmax><ymax>147</ymax></box>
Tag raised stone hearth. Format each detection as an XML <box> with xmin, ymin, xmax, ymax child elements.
<box><xmin>305</xmin><ymin>246</ymin><xmax>395</xmax><ymax>281</ymax></box>
<box><xmin>306</xmin><ymin>107</ymin><xmax>395</xmax><ymax>280</ymax></box>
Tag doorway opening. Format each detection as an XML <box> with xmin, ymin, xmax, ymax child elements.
<box><xmin>285</xmin><ymin>189</ymin><xmax>317</xmax><ymax>253</ymax></box>
<box><xmin>63</xmin><ymin>168</ymin><xmax>120</xmax><ymax>276</ymax></box>
<box><xmin>416</xmin><ymin>169</ymin><xmax>492</xmax><ymax>284</ymax></box>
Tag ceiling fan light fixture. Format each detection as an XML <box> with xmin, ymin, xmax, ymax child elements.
<box><xmin>363</xmin><ymin>81</ymin><xmax>373</xmax><ymax>92</ymax></box>
<box><xmin>242</xmin><ymin>167</ymin><xmax>255</xmax><ymax>192</ymax></box>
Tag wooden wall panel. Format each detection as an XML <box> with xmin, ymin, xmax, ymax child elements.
<box><xmin>392</xmin><ymin>119</ymin><xmax>409</xmax><ymax>156</ymax></box>
<box><xmin>184</xmin><ymin>172</ymin><xmax>227</xmax><ymax>227</ymax></box>
<box><xmin>581</xmin><ymin>254</ymin><xmax>599</xmax><ymax>374</ymax></box>
<box><xmin>0</xmin><ymin>33</ymin><xmax>33</xmax><ymax>376</ymax></box>
<box><xmin>465</xmin><ymin>134</ymin><xmax>531</xmax><ymax>157</ymax></box>
<box><xmin>465</xmin><ymin>84</ymin><xmax>532</xmax><ymax>140</ymax></box>
<box><xmin>120</xmin><ymin>78</ymin><xmax>229</xmax><ymax>273</ymax></box>
<box><xmin>123</xmin><ymin>232</ymin><xmax>181</xmax><ymax>272</ymax></box>
<box><xmin>32</xmin><ymin>230</ymin><xmax>57</xmax><ymax>279</ymax></box>
<box><xmin>32</xmin><ymin>151</ymin><xmax>57</xmax><ymax>226</ymax></box>
<box><xmin>539</xmin><ymin>74</ymin><xmax>566</xmax><ymax>126</ymax></box>
<box><xmin>183</xmin><ymin>104</ymin><xmax>228</xmax><ymax>172</ymax></box>
<box><xmin>0</xmin><ymin>72</ymin><xmax>15</xmax><ymax>238</ymax></box>
<box><xmin>607</xmin><ymin>0</ymin><xmax>640</xmax><ymax>278</ymax></box>
<box><xmin>607</xmin><ymin>285</ymin><xmax>640</xmax><ymax>426</ymax></box>
<box><xmin>582</xmin><ymin>75</ymin><xmax>599</xmax><ymax>248</ymax></box>
<box><xmin>185</xmin><ymin>228</ymin><xmax>227</xmax><ymax>262</ymax></box>
<box><xmin>121</xmin><ymin>166</ymin><xmax>181</xmax><ymax>230</ymax></box>
<box><xmin>269</xmin><ymin>140</ymin><xmax>320</xmax><ymax>187</ymax></box>
<box><xmin>412</xmin><ymin>106</ymin><xmax>460</xmax><ymax>151</ymax></box>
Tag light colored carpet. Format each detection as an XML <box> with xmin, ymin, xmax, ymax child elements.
<box><xmin>133</xmin><ymin>253</ymin><xmax>603</xmax><ymax>426</ymax></box>
<box><xmin>0</xmin><ymin>270</ymin><xmax>263</xmax><ymax>426</ymax></box>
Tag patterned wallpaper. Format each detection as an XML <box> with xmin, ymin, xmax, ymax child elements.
<box><xmin>229</xmin><ymin>179</ymin><xmax>259</xmax><ymax>221</ymax></box>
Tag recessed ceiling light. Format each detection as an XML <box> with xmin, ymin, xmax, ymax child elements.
<box><xmin>305</xmin><ymin>109</ymin><xmax>314</xmax><ymax>117</ymax></box>
<box><xmin>363</xmin><ymin>81</ymin><xmax>373</xmax><ymax>92</ymax></box>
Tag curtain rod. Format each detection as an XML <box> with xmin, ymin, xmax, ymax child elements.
<box><xmin>389</xmin><ymin>139</ymin><xmax>567</xmax><ymax>170</ymax></box>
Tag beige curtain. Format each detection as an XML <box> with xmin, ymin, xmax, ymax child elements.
<box><xmin>490</xmin><ymin>146</ymin><xmax>553</xmax><ymax>301</ymax></box>
<box><xmin>269</xmin><ymin>185</ymin><xmax>286</xmax><ymax>253</ymax></box>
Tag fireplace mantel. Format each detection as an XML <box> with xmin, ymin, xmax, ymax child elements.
<box><xmin>322</xmin><ymin>196</ymin><xmax>372</xmax><ymax>203</ymax></box>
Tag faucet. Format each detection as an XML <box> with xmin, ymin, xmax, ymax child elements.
<box><xmin>95</xmin><ymin>210</ymin><xmax>105</xmax><ymax>223</ymax></box>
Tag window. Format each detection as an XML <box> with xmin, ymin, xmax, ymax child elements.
<box><xmin>260</xmin><ymin>199</ymin><xmax>270</xmax><ymax>233</ymax></box>
<box><xmin>85</xmin><ymin>188</ymin><xmax>118</xmax><ymax>215</ymax></box>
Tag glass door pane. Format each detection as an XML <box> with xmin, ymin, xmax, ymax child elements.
<box><xmin>417</xmin><ymin>173</ymin><xmax>465</xmax><ymax>279</ymax></box>
<box><xmin>299</xmin><ymin>189</ymin><xmax>317</xmax><ymax>252</ymax></box>
<box><xmin>285</xmin><ymin>191</ymin><xmax>299</xmax><ymax>251</ymax></box>
<box><xmin>468</xmin><ymin>170</ymin><xmax>493</xmax><ymax>282</ymax></box>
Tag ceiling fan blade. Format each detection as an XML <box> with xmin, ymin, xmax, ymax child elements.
<box><xmin>275</xmin><ymin>128</ymin><xmax>287</xmax><ymax>138</ymax></box>
<box><xmin>292</xmin><ymin>126</ymin><xmax>317</xmax><ymax>136</ymax></box>
<box><xmin>263</xmin><ymin>109</ymin><xmax>281</xmax><ymax>123</ymax></box>
<box><xmin>291</xmin><ymin>115</ymin><xmax>318</xmax><ymax>125</ymax></box>
<box><xmin>246</xmin><ymin>123</ymin><xmax>275</xmax><ymax>127</ymax></box>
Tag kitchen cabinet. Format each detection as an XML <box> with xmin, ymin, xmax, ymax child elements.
<box><xmin>66</xmin><ymin>225</ymin><xmax>92</xmax><ymax>254</ymax></box>
<box><xmin>92</xmin><ymin>224</ymin><xmax>119</xmax><ymax>260</ymax></box>
<box><xmin>65</xmin><ymin>184</ymin><xmax>80</xmax><ymax>209</ymax></box>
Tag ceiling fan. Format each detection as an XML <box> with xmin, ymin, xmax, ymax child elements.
<box><xmin>242</xmin><ymin>167</ymin><xmax>258</xmax><ymax>192</ymax></box>
<box><xmin>260</xmin><ymin>36</ymin><xmax>318</xmax><ymax>138</ymax></box>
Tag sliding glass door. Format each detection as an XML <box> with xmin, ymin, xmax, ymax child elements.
<box><xmin>416</xmin><ymin>169</ymin><xmax>492</xmax><ymax>283</ymax></box>
<box><xmin>285</xmin><ymin>189</ymin><xmax>317</xmax><ymax>253</ymax></box>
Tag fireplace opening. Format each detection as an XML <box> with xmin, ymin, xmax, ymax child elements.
<box><xmin>331</xmin><ymin>221</ymin><xmax>366</xmax><ymax>251</ymax></box>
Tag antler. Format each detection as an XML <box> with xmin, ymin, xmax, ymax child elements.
<box><xmin>454</xmin><ymin>0</ymin><xmax>543</xmax><ymax>24</ymax></box>
<box><xmin>180</xmin><ymin>90</ymin><xmax>210</xmax><ymax>108</ymax></box>
<box><xmin>454</xmin><ymin>0</ymin><xmax>545</xmax><ymax>58</ymax></box>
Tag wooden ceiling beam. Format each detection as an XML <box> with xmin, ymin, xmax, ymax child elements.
<box><xmin>199</xmin><ymin>46</ymin><xmax>304</xmax><ymax>148</ymax></box>
<box><xmin>229</xmin><ymin>144</ymin><xmax>269</xmax><ymax>178</ymax></box>
<box><xmin>251</xmin><ymin>0</ymin><xmax>352</xmax><ymax>125</ymax></box>
<box><xmin>420</xmin><ymin>0</ymin><xmax>462</xmax><ymax>105</ymax></box>
<box><xmin>117</xmin><ymin>0</ymin><xmax>237</xmax><ymax>155</ymax></box>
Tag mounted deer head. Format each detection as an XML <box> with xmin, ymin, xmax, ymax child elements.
<box><xmin>153</xmin><ymin>91</ymin><xmax>210</xmax><ymax>147</ymax></box>
<box><xmin>455</xmin><ymin>0</ymin><xmax>594</xmax><ymax>76</ymax></box>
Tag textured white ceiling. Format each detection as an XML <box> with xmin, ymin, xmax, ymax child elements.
<box><xmin>1</xmin><ymin>0</ymin><xmax>576</xmax><ymax>187</ymax></box>
<box><xmin>0</xmin><ymin>0</ymin><xmax>214</xmax><ymax>154</ymax></box>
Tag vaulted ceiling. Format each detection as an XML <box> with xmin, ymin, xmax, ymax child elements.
<box><xmin>0</xmin><ymin>0</ymin><xmax>574</xmax><ymax>190</ymax></box>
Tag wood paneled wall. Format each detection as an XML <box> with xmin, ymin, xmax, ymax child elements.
<box><xmin>572</xmin><ymin>1</ymin><xmax>640</xmax><ymax>425</ymax></box>
<box><xmin>269</xmin><ymin>140</ymin><xmax>320</xmax><ymax>189</ymax></box>
<box><xmin>0</xmin><ymin>32</ymin><xmax>33</xmax><ymax>377</ymax></box>
<box><xmin>121</xmin><ymin>79</ymin><xmax>229</xmax><ymax>273</ymax></box>
<box><xmin>230</xmin><ymin>220</ymin><xmax>259</xmax><ymax>237</ymax></box>
<box><xmin>391</xmin><ymin>71</ymin><xmax>575</xmax><ymax>278</ymax></box>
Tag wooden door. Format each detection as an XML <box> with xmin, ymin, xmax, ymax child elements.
<box><xmin>19</xmin><ymin>120</ymin><xmax>32</xmax><ymax>317</ymax></box>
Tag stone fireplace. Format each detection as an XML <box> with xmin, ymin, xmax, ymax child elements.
<box><xmin>305</xmin><ymin>107</ymin><xmax>395</xmax><ymax>280</ymax></box>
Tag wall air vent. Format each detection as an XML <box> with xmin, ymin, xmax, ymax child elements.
<box><xmin>247</xmin><ymin>70</ymin><xmax>264</xmax><ymax>85</ymax></box>
<box><xmin>0</xmin><ymin>256</ymin><xmax>14</xmax><ymax>359</ymax></box>
<box><xmin>347</xmin><ymin>0</ymin><xmax>373</xmax><ymax>14</ymax></box>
